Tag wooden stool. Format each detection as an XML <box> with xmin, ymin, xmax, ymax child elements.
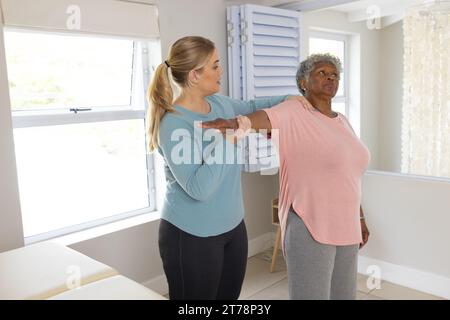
<box><xmin>270</xmin><ymin>198</ymin><xmax>281</xmax><ymax>273</ymax></box>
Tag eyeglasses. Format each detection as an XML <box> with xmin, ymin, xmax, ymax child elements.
<box><xmin>316</xmin><ymin>70</ymin><xmax>340</xmax><ymax>80</ymax></box>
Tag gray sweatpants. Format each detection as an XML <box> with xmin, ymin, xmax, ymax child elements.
<box><xmin>285</xmin><ymin>209</ymin><xmax>359</xmax><ymax>300</ymax></box>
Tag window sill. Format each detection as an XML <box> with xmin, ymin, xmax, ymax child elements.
<box><xmin>365</xmin><ymin>170</ymin><xmax>450</xmax><ymax>184</ymax></box>
<box><xmin>45</xmin><ymin>210</ymin><xmax>161</xmax><ymax>247</ymax></box>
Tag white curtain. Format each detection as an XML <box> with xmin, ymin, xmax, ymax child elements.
<box><xmin>402</xmin><ymin>8</ymin><xmax>450</xmax><ymax>178</ymax></box>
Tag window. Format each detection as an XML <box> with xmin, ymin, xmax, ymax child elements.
<box><xmin>4</xmin><ymin>29</ymin><xmax>158</xmax><ymax>242</ymax></box>
<box><xmin>309</xmin><ymin>31</ymin><xmax>348</xmax><ymax>117</ymax></box>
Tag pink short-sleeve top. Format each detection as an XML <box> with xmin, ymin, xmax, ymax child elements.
<box><xmin>263</xmin><ymin>97</ymin><xmax>370</xmax><ymax>250</ymax></box>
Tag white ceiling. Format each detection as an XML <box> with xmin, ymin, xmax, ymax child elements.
<box><xmin>330</xmin><ymin>0</ymin><xmax>423</xmax><ymax>12</ymax></box>
<box><xmin>275</xmin><ymin>0</ymin><xmax>433</xmax><ymax>28</ymax></box>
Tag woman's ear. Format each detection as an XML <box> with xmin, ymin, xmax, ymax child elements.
<box><xmin>300</xmin><ymin>79</ymin><xmax>307</xmax><ymax>92</ymax></box>
<box><xmin>188</xmin><ymin>69</ymin><xmax>199</xmax><ymax>86</ymax></box>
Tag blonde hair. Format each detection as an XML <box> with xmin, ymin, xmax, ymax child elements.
<box><xmin>146</xmin><ymin>36</ymin><xmax>215</xmax><ymax>151</ymax></box>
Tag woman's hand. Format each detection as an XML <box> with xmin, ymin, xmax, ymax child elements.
<box><xmin>360</xmin><ymin>219</ymin><xmax>370</xmax><ymax>249</ymax></box>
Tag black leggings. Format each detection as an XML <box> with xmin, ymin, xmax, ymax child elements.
<box><xmin>158</xmin><ymin>219</ymin><xmax>248</xmax><ymax>300</ymax></box>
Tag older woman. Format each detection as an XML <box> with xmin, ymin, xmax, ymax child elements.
<box><xmin>202</xmin><ymin>53</ymin><xmax>371</xmax><ymax>300</ymax></box>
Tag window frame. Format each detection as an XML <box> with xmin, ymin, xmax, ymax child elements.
<box><xmin>308</xmin><ymin>30</ymin><xmax>350</xmax><ymax>117</ymax></box>
<box><xmin>5</xmin><ymin>28</ymin><xmax>157</xmax><ymax>244</ymax></box>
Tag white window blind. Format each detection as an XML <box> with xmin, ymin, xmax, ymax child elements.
<box><xmin>227</xmin><ymin>4</ymin><xmax>301</xmax><ymax>173</ymax></box>
<box><xmin>0</xmin><ymin>0</ymin><xmax>159</xmax><ymax>39</ymax></box>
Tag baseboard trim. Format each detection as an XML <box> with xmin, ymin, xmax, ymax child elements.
<box><xmin>358</xmin><ymin>255</ymin><xmax>450</xmax><ymax>299</ymax></box>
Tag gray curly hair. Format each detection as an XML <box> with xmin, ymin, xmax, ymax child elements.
<box><xmin>296</xmin><ymin>53</ymin><xmax>342</xmax><ymax>95</ymax></box>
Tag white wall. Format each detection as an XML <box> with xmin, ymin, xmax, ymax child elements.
<box><xmin>0</xmin><ymin>24</ymin><xmax>24</xmax><ymax>252</ymax></box>
<box><xmin>361</xmin><ymin>173</ymin><xmax>450</xmax><ymax>277</ymax></box>
<box><xmin>361</xmin><ymin>172</ymin><xmax>450</xmax><ymax>298</ymax></box>
<box><xmin>242</xmin><ymin>172</ymin><xmax>280</xmax><ymax>244</ymax></box>
<box><xmin>155</xmin><ymin>0</ymin><xmax>228</xmax><ymax>95</ymax></box>
<box><xmin>378</xmin><ymin>21</ymin><xmax>403</xmax><ymax>173</ymax></box>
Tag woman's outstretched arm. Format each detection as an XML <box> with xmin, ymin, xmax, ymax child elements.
<box><xmin>200</xmin><ymin>110</ymin><xmax>272</xmax><ymax>133</ymax></box>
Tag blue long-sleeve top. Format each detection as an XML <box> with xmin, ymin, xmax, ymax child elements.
<box><xmin>158</xmin><ymin>94</ymin><xmax>287</xmax><ymax>237</ymax></box>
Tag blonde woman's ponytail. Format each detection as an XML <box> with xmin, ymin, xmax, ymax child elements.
<box><xmin>146</xmin><ymin>62</ymin><xmax>175</xmax><ymax>152</ymax></box>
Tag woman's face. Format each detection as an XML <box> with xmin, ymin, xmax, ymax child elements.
<box><xmin>194</xmin><ymin>48</ymin><xmax>223</xmax><ymax>95</ymax></box>
<box><xmin>303</xmin><ymin>62</ymin><xmax>340</xmax><ymax>99</ymax></box>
